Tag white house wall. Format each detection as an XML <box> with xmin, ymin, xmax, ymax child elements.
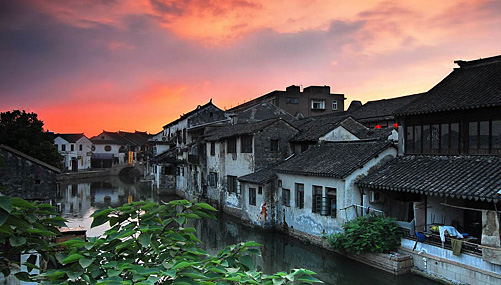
<box><xmin>277</xmin><ymin>174</ymin><xmax>346</xmax><ymax>236</ymax></box>
<box><xmin>240</xmin><ymin>182</ymin><xmax>273</xmax><ymax>227</ymax></box>
<box><xmin>320</xmin><ymin>126</ymin><xmax>359</xmax><ymax>142</ymax></box>
<box><xmin>277</xmin><ymin>147</ymin><xmax>397</xmax><ymax>238</ymax></box>
<box><xmin>55</xmin><ymin>137</ymin><xmax>93</xmax><ymax>170</ymax></box>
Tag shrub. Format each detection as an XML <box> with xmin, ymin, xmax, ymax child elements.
<box><xmin>328</xmin><ymin>215</ymin><xmax>403</xmax><ymax>255</ymax></box>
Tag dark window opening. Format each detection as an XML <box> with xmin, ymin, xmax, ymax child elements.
<box><xmin>227</xmin><ymin>138</ymin><xmax>237</xmax><ymax>153</ymax></box>
<box><xmin>312</xmin><ymin>185</ymin><xmax>322</xmax><ymax>213</ymax></box>
<box><xmin>295</xmin><ymin>183</ymin><xmax>304</xmax><ymax>209</ymax></box>
<box><xmin>258</xmin><ymin>186</ymin><xmax>263</xmax><ymax>195</ymax></box>
<box><xmin>71</xmin><ymin>144</ymin><xmax>75</xmax><ymax>151</ymax></box>
<box><xmin>209</xmin><ymin>172</ymin><xmax>218</xmax><ymax>187</ymax></box>
<box><xmin>227</xmin><ymin>175</ymin><xmax>237</xmax><ymax>193</ymax></box>
<box><xmin>104</xmin><ymin>145</ymin><xmax>112</xmax><ymax>152</ymax></box>
<box><xmin>210</xmin><ymin>142</ymin><xmax>215</xmax><ymax>156</ymax></box>
<box><xmin>61</xmin><ymin>144</ymin><xmax>66</xmax><ymax>151</ymax></box>
<box><xmin>249</xmin><ymin>188</ymin><xmax>256</xmax><ymax>206</ymax></box>
<box><xmin>283</xmin><ymin>189</ymin><xmax>291</xmax><ymax>207</ymax></box>
<box><xmin>79</xmin><ymin>144</ymin><xmax>83</xmax><ymax>151</ymax></box>
<box><xmin>270</xmin><ymin>139</ymin><xmax>279</xmax><ymax>152</ymax></box>
<box><xmin>325</xmin><ymin>188</ymin><xmax>337</xmax><ymax>218</ymax></box>
<box><xmin>241</xmin><ymin>135</ymin><xmax>252</xmax><ymax>153</ymax></box>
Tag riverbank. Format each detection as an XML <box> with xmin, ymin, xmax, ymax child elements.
<box><xmin>57</xmin><ymin>169</ymin><xmax>110</xmax><ymax>181</ymax></box>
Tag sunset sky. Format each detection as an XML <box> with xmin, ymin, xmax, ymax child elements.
<box><xmin>1</xmin><ymin>0</ymin><xmax>500</xmax><ymax>136</ymax></box>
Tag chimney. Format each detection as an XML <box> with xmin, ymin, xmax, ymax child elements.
<box><xmin>286</xmin><ymin>85</ymin><xmax>300</xmax><ymax>93</ymax></box>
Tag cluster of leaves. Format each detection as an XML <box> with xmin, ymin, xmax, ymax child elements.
<box><xmin>0</xmin><ymin>195</ymin><xmax>66</xmax><ymax>279</ymax></box>
<box><xmin>328</xmin><ymin>215</ymin><xmax>403</xmax><ymax>255</ymax></box>
<box><xmin>0</xmin><ymin>110</ymin><xmax>62</xmax><ymax>168</ymax></box>
<box><xmin>1</xmin><ymin>197</ymin><xmax>322</xmax><ymax>284</ymax></box>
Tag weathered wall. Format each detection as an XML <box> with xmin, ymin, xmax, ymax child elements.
<box><xmin>55</xmin><ymin>137</ymin><xmax>93</xmax><ymax>171</ymax></box>
<box><xmin>401</xmin><ymin>239</ymin><xmax>501</xmax><ymax>284</ymax></box>
<box><xmin>0</xmin><ymin>148</ymin><xmax>59</xmax><ymax>201</ymax></box>
<box><xmin>277</xmin><ymin>174</ymin><xmax>346</xmax><ymax>236</ymax></box>
<box><xmin>276</xmin><ymin>148</ymin><xmax>397</xmax><ymax>238</ymax></box>
<box><xmin>254</xmin><ymin>121</ymin><xmax>298</xmax><ymax>169</ymax></box>
<box><xmin>240</xmin><ymin>182</ymin><xmax>275</xmax><ymax>229</ymax></box>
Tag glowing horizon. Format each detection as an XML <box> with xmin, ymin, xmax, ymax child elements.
<box><xmin>1</xmin><ymin>0</ymin><xmax>499</xmax><ymax>136</ymax></box>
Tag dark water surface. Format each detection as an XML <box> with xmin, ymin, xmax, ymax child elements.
<box><xmin>57</xmin><ymin>176</ymin><xmax>438</xmax><ymax>285</ymax></box>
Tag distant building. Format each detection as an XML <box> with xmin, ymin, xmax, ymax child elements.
<box><xmin>228</xmin><ymin>85</ymin><xmax>345</xmax><ymax>118</ymax></box>
<box><xmin>90</xmin><ymin>131</ymin><xmax>152</xmax><ymax>168</ymax></box>
<box><xmin>0</xmin><ymin>144</ymin><xmax>61</xmax><ymax>202</ymax></box>
<box><xmin>54</xmin><ymin>133</ymin><xmax>93</xmax><ymax>171</ymax></box>
<box><xmin>149</xmin><ymin>100</ymin><xmax>227</xmax><ymax>195</ymax></box>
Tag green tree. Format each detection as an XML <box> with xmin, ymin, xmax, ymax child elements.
<box><xmin>0</xmin><ymin>110</ymin><xmax>62</xmax><ymax>168</ymax></box>
<box><xmin>0</xmin><ymin>198</ymin><xmax>322</xmax><ymax>284</ymax></box>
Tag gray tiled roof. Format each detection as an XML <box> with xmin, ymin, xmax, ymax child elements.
<box><xmin>395</xmin><ymin>55</ymin><xmax>501</xmax><ymax>116</ymax></box>
<box><xmin>290</xmin><ymin>113</ymin><xmax>349</xmax><ymax>142</ymax></box>
<box><xmin>275</xmin><ymin>140</ymin><xmax>395</xmax><ymax>179</ymax></box>
<box><xmin>55</xmin><ymin>133</ymin><xmax>86</xmax><ymax>143</ymax></box>
<box><xmin>205</xmin><ymin>118</ymin><xmax>293</xmax><ymax>141</ymax></box>
<box><xmin>349</xmin><ymin>93</ymin><xmax>422</xmax><ymax>122</ymax></box>
<box><xmin>357</xmin><ymin>155</ymin><xmax>501</xmax><ymax>201</ymax></box>
<box><xmin>238</xmin><ymin>167</ymin><xmax>277</xmax><ymax>185</ymax></box>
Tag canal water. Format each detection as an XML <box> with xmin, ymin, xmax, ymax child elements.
<box><xmin>57</xmin><ymin>176</ymin><xmax>438</xmax><ymax>285</ymax></box>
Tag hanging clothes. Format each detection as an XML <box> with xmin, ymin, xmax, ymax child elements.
<box><xmin>451</xmin><ymin>239</ymin><xmax>463</xmax><ymax>256</ymax></box>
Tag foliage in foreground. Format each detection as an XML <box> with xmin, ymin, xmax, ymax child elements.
<box><xmin>328</xmin><ymin>215</ymin><xmax>403</xmax><ymax>255</ymax></box>
<box><xmin>0</xmin><ymin>197</ymin><xmax>322</xmax><ymax>284</ymax></box>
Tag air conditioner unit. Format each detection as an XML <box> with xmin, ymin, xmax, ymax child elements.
<box><xmin>369</xmin><ymin>191</ymin><xmax>383</xmax><ymax>203</ymax></box>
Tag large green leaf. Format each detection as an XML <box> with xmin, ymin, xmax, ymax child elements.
<box><xmin>9</xmin><ymin>236</ymin><xmax>26</xmax><ymax>246</ymax></box>
<box><xmin>61</xmin><ymin>253</ymin><xmax>84</xmax><ymax>264</ymax></box>
<box><xmin>0</xmin><ymin>196</ymin><xmax>12</xmax><ymax>213</ymax></box>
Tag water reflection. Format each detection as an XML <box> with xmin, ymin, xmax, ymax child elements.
<box><xmin>57</xmin><ymin>177</ymin><xmax>437</xmax><ymax>285</ymax></box>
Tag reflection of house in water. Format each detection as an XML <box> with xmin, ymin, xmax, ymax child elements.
<box><xmin>90</xmin><ymin>181</ymin><xmax>127</xmax><ymax>207</ymax></box>
<box><xmin>59</xmin><ymin>183</ymin><xmax>92</xmax><ymax>218</ymax></box>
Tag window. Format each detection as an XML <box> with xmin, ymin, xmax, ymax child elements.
<box><xmin>283</xmin><ymin>189</ymin><xmax>291</xmax><ymax>207</ymax></box>
<box><xmin>55</xmin><ymin>144</ymin><xmax>59</xmax><ymax>151</ymax></box>
<box><xmin>278</xmin><ymin>180</ymin><xmax>282</xmax><ymax>187</ymax></box>
<box><xmin>332</xmin><ymin>100</ymin><xmax>338</xmax><ymax>111</ymax></box>
<box><xmin>210</xmin><ymin>142</ymin><xmax>215</xmax><ymax>156</ymax></box>
<box><xmin>177</xmin><ymin>167</ymin><xmax>184</xmax><ymax>176</ymax></box>
<box><xmin>406</xmin><ymin>123</ymin><xmax>460</xmax><ymax>154</ymax></box>
<box><xmin>295</xmin><ymin>183</ymin><xmax>304</xmax><ymax>209</ymax></box>
<box><xmin>104</xmin><ymin>145</ymin><xmax>112</xmax><ymax>152</ymax></box>
<box><xmin>209</xmin><ymin>172</ymin><xmax>218</xmax><ymax>187</ymax></box>
<box><xmin>70</xmin><ymin>144</ymin><xmax>74</xmax><ymax>151</ymax></box>
<box><xmin>91</xmin><ymin>145</ymin><xmax>96</xmax><ymax>151</ymax></box>
<box><xmin>493</xmin><ymin>120</ymin><xmax>501</xmax><ymax>149</ymax></box>
<box><xmin>182</xmin><ymin>129</ymin><xmax>187</xmax><ymax>144</ymax></box>
<box><xmin>61</xmin><ymin>144</ymin><xmax>66</xmax><ymax>151</ymax></box>
<box><xmin>258</xmin><ymin>186</ymin><xmax>263</xmax><ymax>195</ymax></box>
<box><xmin>162</xmin><ymin>166</ymin><xmax>174</xmax><ymax>175</ymax></box>
<box><xmin>286</xmin><ymin>97</ymin><xmax>299</xmax><ymax>104</ymax></box>
<box><xmin>241</xmin><ymin>135</ymin><xmax>252</xmax><ymax>153</ymax></box>
<box><xmin>312</xmin><ymin>185</ymin><xmax>322</xmax><ymax>213</ymax></box>
<box><xmin>249</xmin><ymin>188</ymin><xmax>256</xmax><ymax>206</ymax></box>
<box><xmin>79</xmin><ymin>144</ymin><xmax>83</xmax><ymax>151</ymax></box>
<box><xmin>270</xmin><ymin>139</ymin><xmax>279</xmax><ymax>152</ymax></box>
<box><xmin>325</xmin><ymin>188</ymin><xmax>337</xmax><ymax>218</ymax></box>
<box><xmin>227</xmin><ymin>175</ymin><xmax>237</xmax><ymax>193</ymax></box>
<box><xmin>311</xmin><ymin>99</ymin><xmax>325</xmax><ymax>110</ymax></box>
<box><xmin>469</xmin><ymin>121</ymin><xmax>496</xmax><ymax>151</ymax></box>
<box><xmin>227</xmin><ymin>137</ymin><xmax>237</xmax><ymax>153</ymax></box>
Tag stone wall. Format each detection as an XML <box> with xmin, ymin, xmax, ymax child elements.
<box><xmin>0</xmin><ymin>148</ymin><xmax>59</xmax><ymax>201</ymax></box>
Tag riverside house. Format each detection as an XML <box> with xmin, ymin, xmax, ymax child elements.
<box><xmin>358</xmin><ymin>55</ymin><xmax>501</xmax><ymax>284</ymax></box>
<box><xmin>54</xmin><ymin>133</ymin><xmax>93</xmax><ymax>171</ymax></box>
